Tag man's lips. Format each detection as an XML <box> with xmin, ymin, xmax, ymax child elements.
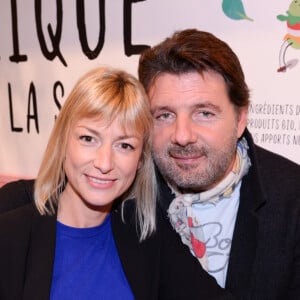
<box><xmin>169</xmin><ymin>152</ymin><xmax>206</xmax><ymax>166</ymax></box>
<box><xmin>171</xmin><ymin>154</ymin><xmax>201</xmax><ymax>160</ymax></box>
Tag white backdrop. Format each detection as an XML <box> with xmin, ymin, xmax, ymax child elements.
<box><xmin>0</xmin><ymin>0</ymin><xmax>299</xmax><ymax>179</ymax></box>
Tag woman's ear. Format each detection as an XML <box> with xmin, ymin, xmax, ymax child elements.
<box><xmin>137</xmin><ymin>156</ymin><xmax>143</xmax><ymax>170</ymax></box>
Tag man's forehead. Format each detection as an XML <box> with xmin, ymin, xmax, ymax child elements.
<box><xmin>148</xmin><ymin>71</ymin><xmax>227</xmax><ymax>109</ymax></box>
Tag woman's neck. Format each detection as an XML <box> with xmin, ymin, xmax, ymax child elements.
<box><xmin>57</xmin><ymin>187</ymin><xmax>111</xmax><ymax>228</ymax></box>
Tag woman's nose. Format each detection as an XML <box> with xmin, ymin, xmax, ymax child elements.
<box><xmin>93</xmin><ymin>145</ymin><xmax>114</xmax><ymax>174</ymax></box>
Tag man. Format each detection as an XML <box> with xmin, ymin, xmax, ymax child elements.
<box><xmin>1</xmin><ymin>29</ymin><xmax>300</xmax><ymax>299</ymax></box>
<box><xmin>138</xmin><ymin>29</ymin><xmax>300</xmax><ymax>299</ymax></box>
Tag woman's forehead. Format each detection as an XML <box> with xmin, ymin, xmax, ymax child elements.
<box><xmin>74</xmin><ymin>116</ymin><xmax>144</xmax><ymax>136</ymax></box>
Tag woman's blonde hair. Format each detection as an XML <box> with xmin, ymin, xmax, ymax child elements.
<box><xmin>34</xmin><ymin>66</ymin><xmax>156</xmax><ymax>240</ymax></box>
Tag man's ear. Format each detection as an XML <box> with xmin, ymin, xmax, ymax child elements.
<box><xmin>237</xmin><ymin>106</ymin><xmax>248</xmax><ymax>138</ymax></box>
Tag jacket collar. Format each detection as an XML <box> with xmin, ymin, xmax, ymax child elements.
<box><xmin>111</xmin><ymin>203</ymin><xmax>155</xmax><ymax>300</ymax></box>
<box><xmin>225</xmin><ymin>129</ymin><xmax>267</xmax><ymax>295</ymax></box>
<box><xmin>241</xmin><ymin>128</ymin><xmax>267</xmax><ymax>210</ymax></box>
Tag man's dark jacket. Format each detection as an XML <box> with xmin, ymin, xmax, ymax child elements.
<box><xmin>1</xmin><ymin>129</ymin><xmax>300</xmax><ymax>299</ymax></box>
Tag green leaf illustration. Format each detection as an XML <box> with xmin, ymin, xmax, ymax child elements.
<box><xmin>222</xmin><ymin>0</ymin><xmax>253</xmax><ymax>21</ymax></box>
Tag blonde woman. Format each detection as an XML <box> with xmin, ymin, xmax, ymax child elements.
<box><xmin>0</xmin><ymin>67</ymin><xmax>233</xmax><ymax>299</ymax></box>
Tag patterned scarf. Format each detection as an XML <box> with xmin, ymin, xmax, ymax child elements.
<box><xmin>167</xmin><ymin>138</ymin><xmax>251</xmax><ymax>270</ymax></box>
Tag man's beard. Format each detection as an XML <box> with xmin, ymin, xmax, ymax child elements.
<box><xmin>152</xmin><ymin>137</ymin><xmax>237</xmax><ymax>193</ymax></box>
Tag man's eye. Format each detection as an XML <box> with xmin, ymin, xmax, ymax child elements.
<box><xmin>199</xmin><ymin>111</ymin><xmax>214</xmax><ymax>118</ymax></box>
<box><xmin>156</xmin><ymin>112</ymin><xmax>172</xmax><ymax>120</ymax></box>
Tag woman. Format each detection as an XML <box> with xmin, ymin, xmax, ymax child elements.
<box><xmin>0</xmin><ymin>67</ymin><xmax>233</xmax><ymax>299</ymax></box>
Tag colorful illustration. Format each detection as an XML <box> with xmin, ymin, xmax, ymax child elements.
<box><xmin>222</xmin><ymin>0</ymin><xmax>253</xmax><ymax>21</ymax></box>
<box><xmin>277</xmin><ymin>0</ymin><xmax>300</xmax><ymax>72</ymax></box>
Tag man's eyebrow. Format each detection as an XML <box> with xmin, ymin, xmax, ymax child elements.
<box><xmin>151</xmin><ymin>102</ymin><xmax>222</xmax><ymax>113</ymax></box>
<box><xmin>150</xmin><ymin>105</ymin><xmax>172</xmax><ymax>113</ymax></box>
<box><xmin>194</xmin><ymin>102</ymin><xmax>222</xmax><ymax>112</ymax></box>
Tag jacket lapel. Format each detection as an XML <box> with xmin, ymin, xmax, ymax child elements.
<box><xmin>225</xmin><ymin>130</ymin><xmax>267</xmax><ymax>296</ymax></box>
<box><xmin>23</xmin><ymin>210</ymin><xmax>57</xmax><ymax>300</ymax></box>
<box><xmin>156</xmin><ymin>166</ymin><xmax>175</xmax><ymax>214</ymax></box>
<box><xmin>111</xmin><ymin>204</ymin><xmax>159</xmax><ymax>300</ymax></box>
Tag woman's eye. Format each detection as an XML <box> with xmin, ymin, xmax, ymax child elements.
<box><xmin>120</xmin><ymin>143</ymin><xmax>134</xmax><ymax>150</ymax></box>
<box><xmin>79</xmin><ymin>135</ymin><xmax>94</xmax><ymax>142</ymax></box>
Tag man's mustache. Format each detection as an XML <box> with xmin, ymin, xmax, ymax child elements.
<box><xmin>168</xmin><ymin>145</ymin><xmax>208</xmax><ymax>157</ymax></box>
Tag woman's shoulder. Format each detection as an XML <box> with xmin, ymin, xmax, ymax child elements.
<box><xmin>0</xmin><ymin>203</ymin><xmax>36</xmax><ymax>237</ymax></box>
<box><xmin>0</xmin><ymin>179</ymin><xmax>34</xmax><ymax>213</ymax></box>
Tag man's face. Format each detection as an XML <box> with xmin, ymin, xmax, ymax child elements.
<box><xmin>148</xmin><ymin>71</ymin><xmax>248</xmax><ymax>193</ymax></box>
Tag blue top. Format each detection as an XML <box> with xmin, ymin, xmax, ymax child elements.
<box><xmin>50</xmin><ymin>215</ymin><xmax>134</xmax><ymax>300</ymax></box>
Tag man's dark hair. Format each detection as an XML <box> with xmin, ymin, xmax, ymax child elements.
<box><xmin>138</xmin><ymin>29</ymin><xmax>250</xmax><ymax>108</ymax></box>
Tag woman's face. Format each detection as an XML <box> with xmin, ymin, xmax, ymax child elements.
<box><xmin>61</xmin><ymin>117</ymin><xmax>143</xmax><ymax>224</ymax></box>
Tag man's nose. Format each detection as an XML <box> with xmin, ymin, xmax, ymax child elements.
<box><xmin>171</xmin><ymin>115</ymin><xmax>197</xmax><ymax>146</ymax></box>
<box><xmin>93</xmin><ymin>144</ymin><xmax>114</xmax><ymax>174</ymax></box>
